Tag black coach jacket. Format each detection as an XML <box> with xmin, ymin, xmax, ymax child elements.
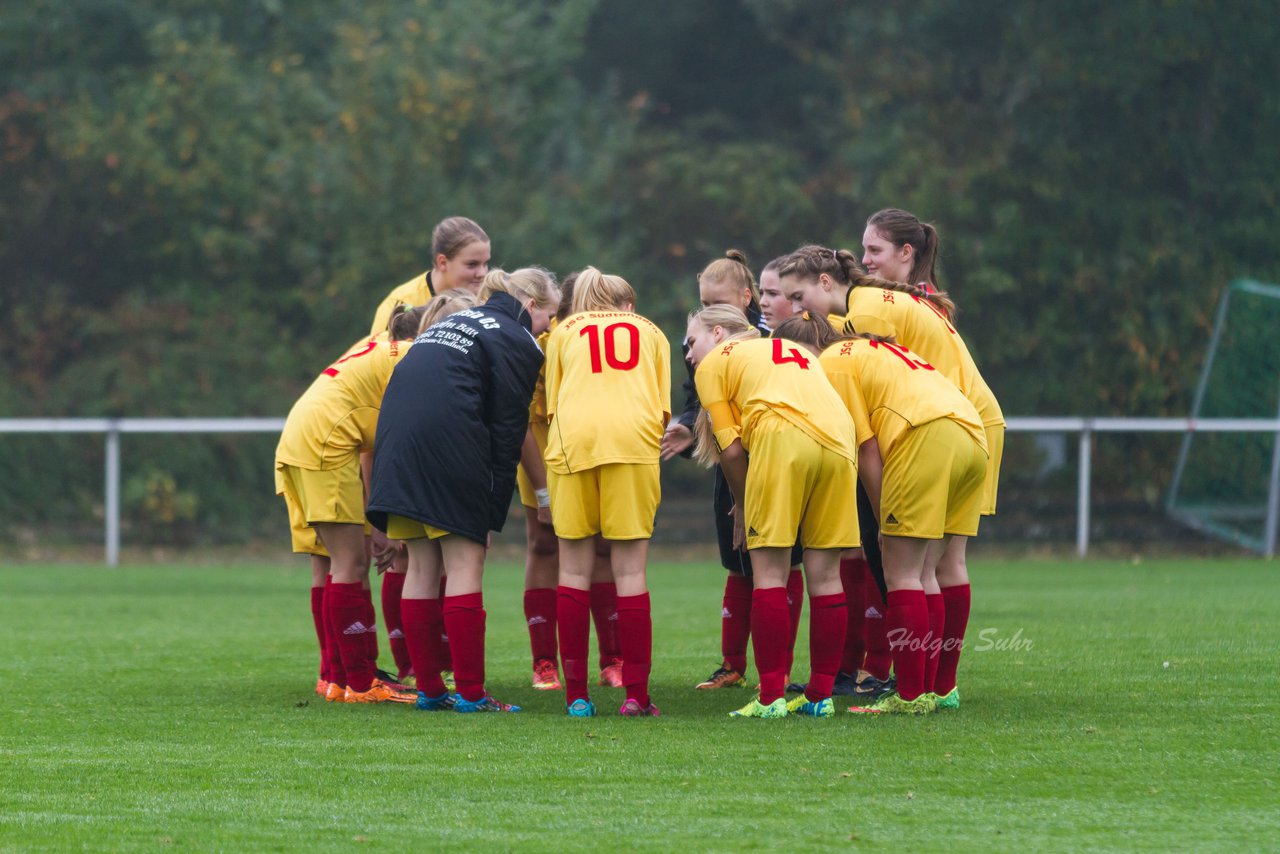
<box><xmin>366</xmin><ymin>291</ymin><xmax>544</xmax><ymax>544</ymax></box>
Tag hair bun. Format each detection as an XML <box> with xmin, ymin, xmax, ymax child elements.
<box><xmin>725</xmin><ymin>248</ymin><xmax>749</xmax><ymax>266</ymax></box>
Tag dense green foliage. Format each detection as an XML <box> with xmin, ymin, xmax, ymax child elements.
<box><xmin>2</xmin><ymin>560</ymin><xmax>1277</xmax><ymax>848</ymax></box>
<box><xmin>3</xmin><ymin>0</ymin><xmax>1278</xmax><ymax>544</ymax></box>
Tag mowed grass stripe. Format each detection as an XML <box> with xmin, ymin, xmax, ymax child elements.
<box><xmin>1</xmin><ymin>560</ymin><xmax>1277</xmax><ymax>851</ymax></box>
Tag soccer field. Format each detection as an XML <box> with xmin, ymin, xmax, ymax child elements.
<box><xmin>2</xmin><ymin>559</ymin><xmax>1276</xmax><ymax>851</ymax></box>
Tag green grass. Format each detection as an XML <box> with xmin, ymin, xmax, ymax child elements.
<box><xmin>1</xmin><ymin>559</ymin><xmax>1277</xmax><ymax>851</ymax></box>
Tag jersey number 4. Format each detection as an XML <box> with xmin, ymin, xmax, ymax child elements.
<box><xmin>771</xmin><ymin>338</ymin><xmax>811</xmax><ymax>369</ymax></box>
<box><xmin>580</xmin><ymin>322</ymin><xmax>640</xmax><ymax>373</ymax></box>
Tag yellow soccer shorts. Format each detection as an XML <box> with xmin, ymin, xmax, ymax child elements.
<box><xmin>277</xmin><ymin>461</ymin><xmax>365</xmax><ymax>552</ymax></box>
<box><xmin>743</xmin><ymin>419</ymin><xmax>860</xmax><ymax>551</ymax></box>
<box><xmin>516</xmin><ymin>420</ymin><xmax>551</xmax><ymax>509</ymax></box>
<box><xmin>981</xmin><ymin>423</ymin><xmax>1005</xmax><ymax>516</ymax></box>
<box><xmin>547</xmin><ymin>463</ymin><xmax>660</xmax><ymax>541</ymax></box>
<box><xmin>385</xmin><ymin>514</ymin><xmax>453</xmax><ymax>541</ymax></box>
<box><xmin>881</xmin><ymin>418</ymin><xmax>988</xmax><ymax>539</ymax></box>
<box><xmin>279</xmin><ymin>487</ymin><xmax>328</xmax><ymax>557</ymax></box>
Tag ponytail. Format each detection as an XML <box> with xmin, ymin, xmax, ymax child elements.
<box><xmin>571</xmin><ymin>266</ymin><xmax>635</xmax><ymax>315</ymax></box>
<box><xmin>866</xmin><ymin>208</ymin><xmax>945</xmax><ymax>307</ymax></box>
<box><xmin>387</xmin><ymin>304</ymin><xmax>430</xmax><ymax>341</ymax></box>
<box><xmin>699</xmin><ymin>249</ymin><xmax>762</xmax><ymax>315</ymax></box>
<box><xmin>687</xmin><ymin>304</ymin><xmax>761</xmax><ymax>468</ymax></box>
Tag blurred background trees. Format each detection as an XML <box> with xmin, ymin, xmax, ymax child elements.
<box><xmin>3</xmin><ymin>0</ymin><xmax>1277</xmax><ymax>549</ymax></box>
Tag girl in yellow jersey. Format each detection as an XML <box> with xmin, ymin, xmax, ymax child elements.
<box><xmin>516</xmin><ymin>272</ymin><xmax>625</xmax><ymax>693</ymax></box>
<box><xmin>368</xmin><ymin>216</ymin><xmax>492</xmax><ymax>336</ymax></box>
<box><xmin>275</xmin><ymin>306</ymin><xmax>427</xmax><ymax>705</ymax></box>
<box><xmin>687</xmin><ymin>304</ymin><xmax>860</xmax><ymax>719</ymax></box>
<box><xmin>773</xmin><ymin>314</ymin><xmax>987</xmax><ymax>714</ymax></box>
<box><xmin>780</xmin><ymin>242</ymin><xmax>1004</xmax><ymax>709</ymax></box>
<box><xmin>544</xmin><ymin>267</ymin><xmax>671</xmax><ymax>717</ymax></box>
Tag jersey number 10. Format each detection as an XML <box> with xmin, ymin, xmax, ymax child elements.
<box><xmin>580</xmin><ymin>322</ymin><xmax>640</xmax><ymax>373</ymax></box>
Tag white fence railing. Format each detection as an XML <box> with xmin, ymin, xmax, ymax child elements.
<box><xmin>2</xmin><ymin>417</ymin><xmax>1278</xmax><ymax>564</ymax></box>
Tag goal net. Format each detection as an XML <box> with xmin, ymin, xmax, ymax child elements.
<box><xmin>1167</xmin><ymin>280</ymin><xmax>1280</xmax><ymax>554</ymax></box>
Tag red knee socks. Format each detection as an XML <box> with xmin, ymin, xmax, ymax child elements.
<box><xmin>886</xmin><ymin>589</ymin><xmax>929</xmax><ymax>701</ymax></box>
<box><xmin>934</xmin><ymin>584</ymin><xmax>971</xmax><ymax>696</ymax></box>
<box><xmin>839</xmin><ymin>557</ymin><xmax>868</xmax><ymax>675</ymax></box>
<box><xmin>557</xmin><ymin>586</ymin><xmax>592</xmax><ymax>704</ymax></box>
<box><xmin>322</xmin><ymin>576</ymin><xmax>346</xmax><ymax>687</ymax></box>
<box><xmin>524</xmin><ymin>587</ymin><xmax>558</xmax><ymax>663</ymax></box>
<box><xmin>863</xmin><ymin>570</ymin><xmax>892</xmax><ymax>680</ymax></box>
<box><xmin>590</xmin><ymin>582</ymin><xmax>620</xmax><ymax>668</ymax></box>
<box><xmin>750</xmin><ymin>587</ymin><xmax>790</xmax><ymax>704</ymax></box>
<box><xmin>310</xmin><ymin>585</ymin><xmax>326</xmax><ymax>680</ymax></box>
<box><xmin>924</xmin><ymin>592</ymin><xmax>946</xmax><ymax>693</ymax></box>
<box><xmin>400</xmin><ymin>597</ymin><xmax>447</xmax><ymax>697</ymax></box>
<box><xmin>443</xmin><ymin>592</ymin><xmax>486</xmax><ymax>703</ymax></box>
<box><xmin>438</xmin><ymin>576</ymin><xmax>451</xmax><ymax>670</ymax></box>
<box><xmin>616</xmin><ymin>593</ymin><xmax>652</xmax><ymax>707</ymax></box>
<box><xmin>722</xmin><ymin>573</ymin><xmax>752</xmax><ymax>674</ymax></box>
<box><xmin>327</xmin><ymin>581</ymin><xmax>374</xmax><ymax>693</ymax></box>
<box><xmin>785</xmin><ymin>569</ymin><xmax>804</xmax><ymax>677</ymax></box>
<box><xmin>805</xmin><ymin>592</ymin><xmax>847</xmax><ymax>702</ymax></box>
<box><xmin>381</xmin><ymin>571</ymin><xmax>410</xmax><ymax>678</ymax></box>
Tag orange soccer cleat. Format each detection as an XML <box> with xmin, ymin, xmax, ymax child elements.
<box><xmin>344</xmin><ymin>679</ymin><xmax>418</xmax><ymax>704</ymax></box>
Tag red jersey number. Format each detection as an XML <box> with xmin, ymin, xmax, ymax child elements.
<box><xmin>771</xmin><ymin>338</ymin><xmax>811</xmax><ymax>369</ymax></box>
<box><xmin>322</xmin><ymin>340</ymin><xmax>377</xmax><ymax>377</ymax></box>
<box><xmin>870</xmin><ymin>339</ymin><xmax>935</xmax><ymax>371</ymax></box>
<box><xmin>580</xmin><ymin>322</ymin><xmax>641</xmax><ymax>373</ymax></box>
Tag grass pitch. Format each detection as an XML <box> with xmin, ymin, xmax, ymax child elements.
<box><xmin>1</xmin><ymin>558</ymin><xmax>1277</xmax><ymax>851</ymax></box>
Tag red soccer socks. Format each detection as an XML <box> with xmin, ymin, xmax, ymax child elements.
<box><xmin>886</xmin><ymin>588</ymin><xmax>929</xmax><ymax>701</ymax></box>
<box><xmin>443</xmin><ymin>593</ymin><xmax>486</xmax><ymax>703</ymax></box>
<box><xmin>616</xmin><ymin>593</ymin><xmax>653</xmax><ymax>708</ymax></box>
<box><xmin>557</xmin><ymin>586</ymin><xmax>592</xmax><ymax>704</ymax></box>
<box><xmin>590</xmin><ymin>582</ymin><xmax>620</xmax><ymax>669</ymax></box>
<box><xmin>381</xmin><ymin>570</ymin><xmax>411</xmax><ymax>679</ymax></box>
<box><xmin>400</xmin><ymin>597</ymin><xmax>448</xmax><ymax>697</ymax></box>
<box><xmin>524</xmin><ymin>587</ymin><xmax>558</xmax><ymax>663</ymax></box>
<box><xmin>327</xmin><ymin>581</ymin><xmax>374</xmax><ymax>692</ymax></box>
<box><xmin>805</xmin><ymin>592</ymin><xmax>847</xmax><ymax>702</ymax></box>
<box><xmin>721</xmin><ymin>573</ymin><xmax>753</xmax><ymax>674</ymax></box>
<box><xmin>839</xmin><ymin>557</ymin><xmax>868</xmax><ymax>675</ymax></box>
<box><xmin>750</xmin><ymin>587</ymin><xmax>790</xmax><ymax>704</ymax></box>
<box><xmin>934</xmin><ymin>584</ymin><xmax>971</xmax><ymax>696</ymax></box>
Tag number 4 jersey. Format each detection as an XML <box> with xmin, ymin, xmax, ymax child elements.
<box><xmin>544</xmin><ymin>311</ymin><xmax>672</xmax><ymax>473</ymax></box>
<box><xmin>693</xmin><ymin>336</ymin><xmax>856</xmax><ymax>461</ymax></box>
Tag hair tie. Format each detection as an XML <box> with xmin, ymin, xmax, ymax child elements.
<box><xmin>801</xmin><ymin>310</ymin><xmax>811</xmax><ymax>321</ymax></box>
<box><xmin>831</xmin><ymin>249</ymin><xmax>838</xmax><ymax>261</ymax></box>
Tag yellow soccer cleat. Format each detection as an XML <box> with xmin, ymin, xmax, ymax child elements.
<box><xmin>728</xmin><ymin>696</ymin><xmax>788</xmax><ymax>719</ymax></box>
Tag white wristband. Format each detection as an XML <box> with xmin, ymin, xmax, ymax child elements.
<box><xmin>534</xmin><ymin>488</ymin><xmax>551</xmax><ymax>509</ymax></box>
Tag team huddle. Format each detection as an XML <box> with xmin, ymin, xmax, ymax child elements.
<box><xmin>274</xmin><ymin>209</ymin><xmax>1003</xmax><ymax>718</ymax></box>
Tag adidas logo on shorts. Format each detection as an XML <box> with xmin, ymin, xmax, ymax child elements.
<box><xmin>748</xmin><ymin>527</ymin><xmax>760</xmax><ymax>537</ymax></box>
<box><xmin>886</xmin><ymin>513</ymin><xmax>899</xmax><ymax>525</ymax></box>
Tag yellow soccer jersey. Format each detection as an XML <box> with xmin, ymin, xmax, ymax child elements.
<box><xmin>544</xmin><ymin>311</ymin><xmax>671</xmax><ymax>473</ymax></box>
<box><xmin>528</xmin><ymin>326</ymin><xmax>554</xmax><ymax>425</ymax></box>
<box><xmin>694</xmin><ymin>337</ymin><xmax>856</xmax><ymax>461</ymax></box>
<box><xmin>819</xmin><ymin>337</ymin><xmax>987</xmax><ymax>458</ymax></box>
<box><xmin>276</xmin><ymin>336</ymin><xmax>411</xmax><ymax>470</ymax></box>
<box><xmin>370</xmin><ymin>271</ymin><xmax>436</xmax><ymax>337</ymax></box>
<box><xmin>842</xmin><ymin>287</ymin><xmax>1005</xmax><ymax>427</ymax></box>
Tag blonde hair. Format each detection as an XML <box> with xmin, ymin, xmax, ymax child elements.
<box><xmin>771</xmin><ymin>312</ymin><xmax>851</xmax><ymax>352</ymax></box>
<box><xmin>417</xmin><ymin>288</ymin><xmax>477</xmax><ymax>334</ymax></box>
<box><xmin>698</xmin><ymin>249</ymin><xmax>761</xmax><ymax>314</ymax></box>
<box><xmin>478</xmin><ymin>266</ymin><xmax>560</xmax><ymax>314</ymax></box>
<box><xmin>432</xmin><ymin>216</ymin><xmax>489</xmax><ymax>260</ymax></box>
<box><xmin>777</xmin><ymin>244</ymin><xmax>957</xmax><ymax>320</ymax></box>
<box><xmin>687</xmin><ymin>304</ymin><xmax>761</xmax><ymax>467</ymax></box>
<box><xmin>570</xmin><ymin>266</ymin><xmax>635</xmax><ymax>315</ymax></box>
